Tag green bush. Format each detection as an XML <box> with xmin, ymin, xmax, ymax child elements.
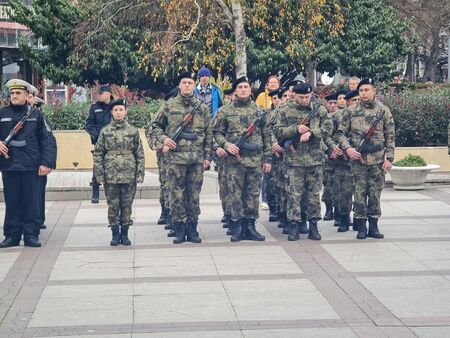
<box><xmin>43</xmin><ymin>99</ymin><xmax>163</xmax><ymax>130</ymax></box>
<box><xmin>393</xmin><ymin>153</ymin><xmax>427</xmax><ymax>167</ymax></box>
<box><xmin>381</xmin><ymin>86</ymin><xmax>450</xmax><ymax>147</ymax></box>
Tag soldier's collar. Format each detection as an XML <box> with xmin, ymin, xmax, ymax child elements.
<box><xmin>361</xmin><ymin>100</ymin><xmax>375</xmax><ymax>109</ymax></box>
<box><xmin>233</xmin><ymin>97</ymin><xmax>251</xmax><ymax>107</ymax></box>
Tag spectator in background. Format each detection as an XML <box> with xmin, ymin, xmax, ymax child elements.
<box><xmin>348</xmin><ymin>76</ymin><xmax>361</xmax><ymax>91</ymax></box>
<box><xmin>194</xmin><ymin>66</ymin><xmax>223</xmax><ymax>118</ymax></box>
<box><xmin>256</xmin><ymin>75</ymin><xmax>281</xmax><ymax>109</ymax></box>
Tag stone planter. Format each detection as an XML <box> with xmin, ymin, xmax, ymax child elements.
<box><xmin>389</xmin><ymin>164</ymin><xmax>441</xmax><ymax>190</ymax></box>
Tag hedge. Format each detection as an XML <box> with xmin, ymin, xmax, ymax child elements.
<box><xmin>381</xmin><ymin>86</ymin><xmax>450</xmax><ymax>147</ymax></box>
<box><xmin>43</xmin><ymin>99</ymin><xmax>163</xmax><ymax>130</ymax></box>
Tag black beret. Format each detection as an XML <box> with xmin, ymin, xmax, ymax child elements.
<box><xmin>357</xmin><ymin>77</ymin><xmax>375</xmax><ymax>89</ymax></box>
<box><xmin>178</xmin><ymin>71</ymin><xmax>197</xmax><ymax>83</ymax></box>
<box><xmin>278</xmin><ymin>87</ymin><xmax>288</xmax><ymax>98</ymax></box>
<box><xmin>286</xmin><ymin>79</ymin><xmax>301</xmax><ymax>88</ymax></box>
<box><xmin>223</xmin><ymin>88</ymin><xmax>233</xmax><ymax>95</ymax></box>
<box><xmin>345</xmin><ymin>90</ymin><xmax>359</xmax><ymax>100</ymax></box>
<box><xmin>109</xmin><ymin>99</ymin><xmax>127</xmax><ymax>110</ymax></box>
<box><xmin>293</xmin><ymin>83</ymin><xmax>313</xmax><ymax>94</ymax></box>
<box><xmin>98</xmin><ymin>84</ymin><xmax>112</xmax><ymax>93</ymax></box>
<box><xmin>268</xmin><ymin>89</ymin><xmax>279</xmax><ymax>97</ymax></box>
<box><xmin>336</xmin><ymin>90</ymin><xmax>348</xmax><ymax>98</ymax></box>
<box><xmin>232</xmin><ymin>76</ymin><xmax>250</xmax><ymax>91</ymax></box>
<box><xmin>324</xmin><ymin>92</ymin><xmax>338</xmax><ymax>101</ymax></box>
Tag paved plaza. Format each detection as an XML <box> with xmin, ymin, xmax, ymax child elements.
<box><xmin>1</xmin><ymin>178</ymin><xmax>450</xmax><ymax>337</ymax></box>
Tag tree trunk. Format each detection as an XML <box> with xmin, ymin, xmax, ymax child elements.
<box><xmin>405</xmin><ymin>52</ymin><xmax>415</xmax><ymax>82</ymax></box>
<box><xmin>305</xmin><ymin>61</ymin><xmax>316</xmax><ymax>87</ymax></box>
<box><xmin>231</xmin><ymin>2</ymin><xmax>247</xmax><ymax>77</ymax></box>
<box><xmin>422</xmin><ymin>29</ymin><xmax>441</xmax><ymax>82</ymax></box>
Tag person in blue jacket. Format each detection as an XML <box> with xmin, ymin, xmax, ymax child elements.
<box><xmin>194</xmin><ymin>66</ymin><xmax>223</xmax><ymax>118</ymax></box>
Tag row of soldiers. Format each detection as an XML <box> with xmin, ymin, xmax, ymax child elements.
<box><xmin>149</xmin><ymin>71</ymin><xmax>395</xmax><ymax>244</ymax></box>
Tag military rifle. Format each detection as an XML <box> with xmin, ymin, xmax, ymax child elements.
<box><xmin>279</xmin><ymin>103</ymin><xmax>320</xmax><ymax>152</ymax></box>
<box><xmin>170</xmin><ymin>102</ymin><xmax>202</xmax><ymax>151</ymax></box>
<box><xmin>353</xmin><ymin>110</ymin><xmax>385</xmax><ymax>163</ymax></box>
<box><xmin>232</xmin><ymin>108</ymin><xmax>267</xmax><ymax>160</ymax></box>
<box><xmin>1</xmin><ymin>105</ymin><xmax>36</xmax><ymax>159</ymax></box>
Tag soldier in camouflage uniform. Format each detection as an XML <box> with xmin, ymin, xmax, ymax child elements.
<box><xmin>94</xmin><ymin>99</ymin><xmax>145</xmax><ymax>246</ymax></box>
<box><xmin>265</xmin><ymin>89</ymin><xmax>283</xmax><ymax>222</ymax></box>
<box><xmin>274</xmin><ymin>83</ymin><xmax>326</xmax><ymax>241</ymax></box>
<box><xmin>321</xmin><ymin>93</ymin><xmax>340</xmax><ymax>222</ymax></box>
<box><xmin>337</xmin><ymin>78</ymin><xmax>395</xmax><ymax>239</ymax></box>
<box><xmin>151</xmin><ymin>72</ymin><xmax>212</xmax><ymax>244</ymax></box>
<box><xmin>322</xmin><ymin>92</ymin><xmax>353</xmax><ymax>232</ymax></box>
<box><xmin>213</xmin><ymin>76</ymin><xmax>272</xmax><ymax>242</ymax></box>
<box><xmin>145</xmin><ymin>127</ymin><xmax>172</xmax><ymax>233</ymax></box>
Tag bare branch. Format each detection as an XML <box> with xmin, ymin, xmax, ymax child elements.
<box><xmin>213</xmin><ymin>0</ymin><xmax>233</xmax><ymax>24</ymax></box>
<box><xmin>170</xmin><ymin>0</ymin><xmax>202</xmax><ymax>48</ymax></box>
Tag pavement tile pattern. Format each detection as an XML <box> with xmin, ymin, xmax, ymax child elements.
<box><xmin>1</xmin><ymin>185</ymin><xmax>450</xmax><ymax>337</ymax></box>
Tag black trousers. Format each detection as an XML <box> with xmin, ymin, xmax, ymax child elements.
<box><xmin>2</xmin><ymin>171</ymin><xmax>40</xmax><ymax>238</ymax></box>
<box><xmin>38</xmin><ymin>175</ymin><xmax>47</xmax><ymax>226</ymax></box>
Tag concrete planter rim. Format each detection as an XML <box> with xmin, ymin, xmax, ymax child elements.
<box><xmin>391</xmin><ymin>164</ymin><xmax>440</xmax><ymax>171</ymax></box>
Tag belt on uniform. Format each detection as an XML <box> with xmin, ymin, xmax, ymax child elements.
<box><xmin>9</xmin><ymin>140</ymin><xmax>27</xmax><ymax>147</ymax></box>
<box><xmin>107</xmin><ymin>150</ymin><xmax>133</xmax><ymax>155</ymax></box>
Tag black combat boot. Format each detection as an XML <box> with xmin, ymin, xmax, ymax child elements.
<box><xmin>356</xmin><ymin>218</ymin><xmax>368</xmax><ymax>239</ymax></box>
<box><xmin>0</xmin><ymin>236</ymin><xmax>21</xmax><ymax>248</ymax></box>
<box><xmin>173</xmin><ymin>222</ymin><xmax>186</xmax><ymax>244</ymax></box>
<box><xmin>338</xmin><ymin>213</ymin><xmax>350</xmax><ymax>232</ymax></box>
<box><xmin>120</xmin><ymin>226</ymin><xmax>132</xmax><ymax>245</ymax></box>
<box><xmin>24</xmin><ymin>235</ymin><xmax>41</xmax><ymax>247</ymax></box>
<box><xmin>110</xmin><ymin>226</ymin><xmax>120</xmax><ymax>246</ymax></box>
<box><xmin>278</xmin><ymin>212</ymin><xmax>286</xmax><ymax>229</ymax></box>
<box><xmin>223</xmin><ymin>214</ymin><xmax>231</xmax><ymax>229</ymax></box>
<box><xmin>164</xmin><ymin>210</ymin><xmax>172</xmax><ymax>230</ymax></box>
<box><xmin>298</xmin><ymin>212</ymin><xmax>309</xmax><ymax>234</ymax></box>
<box><xmin>231</xmin><ymin>219</ymin><xmax>245</xmax><ymax>242</ymax></box>
<box><xmin>186</xmin><ymin>219</ymin><xmax>202</xmax><ymax>243</ymax></box>
<box><xmin>323</xmin><ymin>202</ymin><xmax>333</xmax><ymax>221</ymax></box>
<box><xmin>268</xmin><ymin>205</ymin><xmax>279</xmax><ymax>222</ymax></box>
<box><xmin>308</xmin><ymin>219</ymin><xmax>322</xmax><ymax>240</ymax></box>
<box><xmin>227</xmin><ymin>218</ymin><xmax>236</xmax><ymax>236</ymax></box>
<box><xmin>167</xmin><ymin>213</ymin><xmax>176</xmax><ymax>237</ymax></box>
<box><xmin>245</xmin><ymin>218</ymin><xmax>265</xmax><ymax>241</ymax></box>
<box><xmin>352</xmin><ymin>216</ymin><xmax>357</xmax><ymax>231</ymax></box>
<box><xmin>221</xmin><ymin>213</ymin><xmax>227</xmax><ymax>223</ymax></box>
<box><xmin>333</xmin><ymin>209</ymin><xmax>341</xmax><ymax>227</ymax></box>
<box><xmin>288</xmin><ymin>221</ymin><xmax>300</xmax><ymax>241</ymax></box>
<box><xmin>367</xmin><ymin>217</ymin><xmax>384</xmax><ymax>239</ymax></box>
<box><xmin>157</xmin><ymin>207</ymin><xmax>167</xmax><ymax>225</ymax></box>
<box><xmin>40</xmin><ymin>224</ymin><xmax>47</xmax><ymax>229</ymax></box>
<box><xmin>91</xmin><ymin>184</ymin><xmax>100</xmax><ymax>204</ymax></box>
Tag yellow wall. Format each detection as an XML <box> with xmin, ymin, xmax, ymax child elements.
<box><xmin>54</xmin><ymin>131</ymin><xmax>450</xmax><ymax>171</ymax></box>
<box><xmin>395</xmin><ymin>147</ymin><xmax>450</xmax><ymax>171</ymax></box>
<box><xmin>54</xmin><ymin>130</ymin><xmax>157</xmax><ymax>169</ymax></box>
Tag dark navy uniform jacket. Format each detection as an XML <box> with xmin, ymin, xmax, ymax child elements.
<box><xmin>85</xmin><ymin>101</ymin><xmax>112</xmax><ymax>144</ymax></box>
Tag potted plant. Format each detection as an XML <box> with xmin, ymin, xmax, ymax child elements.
<box><xmin>389</xmin><ymin>154</ymin><xmax>440</xmax><ymax>190</ymax></box>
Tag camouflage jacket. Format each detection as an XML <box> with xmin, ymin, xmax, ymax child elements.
<box><xmin>213</xmin><ymin>97</ymin><xmax>272</xmax><ymax>167</ymax></box>
<box><xmin>273</xmin><ymin>100</ymin><xmax>326</xmax><ymax>167</ymax></box>
<box><xmin>151</xmin><ymin>94</ymin><xmax>212</xmax><ymax>165</ymax></box>
<box><xmin>337</xmin><ymin>99</ymin><xmax>395</xmax><ymax>165</ymax></box>
<box><xmin>94</xmin><ymin>119</ymin><xmax>145</xmax><ymax>184</ymax></box>
<box><xmin>322</xmin><ymin>108</ymin><xmax>351</xmax><ymax>167</ymax></box>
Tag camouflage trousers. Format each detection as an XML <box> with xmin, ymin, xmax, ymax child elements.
<box><xmin>167</xmin><ymin>163</ymin><xmax>204</xmax><ymax>223</ymax></box>
<box><xmin>265</xmin><ymin>155</ymin><xmax>280</xmax><ymax>209</ymax></box>
<box><xmin>285</xmin><ymin>165</ymin><xmax>323</xmax><ymax>221</ymax></box>
<box><xmin>228</xmin><ymin>163</ymin><xmax>261</xmax><ymax>221</ymax></box>
<box><xmin>352</xmin><ymin>162</ymin><xmax>385</xmax><ymax>219</ymax></box>
<box><xmin>321</xmin><ymin>160</ymin><xmax>334</xmax><ymax>205</ymax></box>
<box><xmin>332</xmin><ymin>165</ymin><xmax>353</xmax><ymax>214</ymax></box>
<box><xmin>104</xmin><ymin>183</ymin><xmax>137</xmax><ymax>227</ymax></box>
<box><xmin>274</xmin><ymin>157</ymin><xmax>287</xmax><ymax>213</ymax></box>
<box><xmin>217</xmin><ymin>158</ymin><xmax>229</xmax><ymax>214</ymax></box>
<box><xmin>157</xmin><ymin>151</ymin><xmax>170</xmax><ymax>211</ymax></box>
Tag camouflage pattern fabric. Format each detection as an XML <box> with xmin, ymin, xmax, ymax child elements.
<box><xmin>217</xmin><ymin>157</ymin><xmax>230</xmax><ymax>214</ymax></box>
<box><xmin>227</xmin><ymin>163</ymin><xmax>262</xmax><ymax>221</ymax></box>
<box><xmin>332</xmin><ymin>165</ymin><xmax>353</xmax><ymax>214</ymax></box>
<box><xmin>104</xmin><ymin>183</ymin><xmax>137</xmax><ymax>227</ymax></box>
<box><xmin>167</xmin><ymin>163</ymin><xmax>204</xmax><ymax>223</ymax></box>
<box><xmin>94</xmin><ymin>118</ymin><xmax>145</xmax><ymax>184</ymax></box>
<box><xmin>321</xmin><ymin>161</ymin><xmax>334</xmax><ymax>205</ymax></box>
<box><xmin>151</xmin><ymin>94</ymin><xmax>212</xmax><ymax>165</ymax></box>
<box><xmin>285</xmin><ymin>165</ymin><xmax>323</xmax><ymax>221</ymax></box>
<box><xmin>352</xmin><ymin>162</ymin><xmax>384</xmax><ymax>218</ymax></box>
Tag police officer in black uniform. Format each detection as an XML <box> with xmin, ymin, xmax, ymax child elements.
<box><xmin>85</xmin><ymin>85</ymin><xmax>113</xmax><ymax>203</ymax></box>
<box><xmin>29</xmin><ymin>86</ymin><xmax>57</xmax><ymax>230</ymax></box>
<box><xmin>0</xmin><ymin>79</ymin><xmax>51</xmax><ymax>248</ymax></box>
